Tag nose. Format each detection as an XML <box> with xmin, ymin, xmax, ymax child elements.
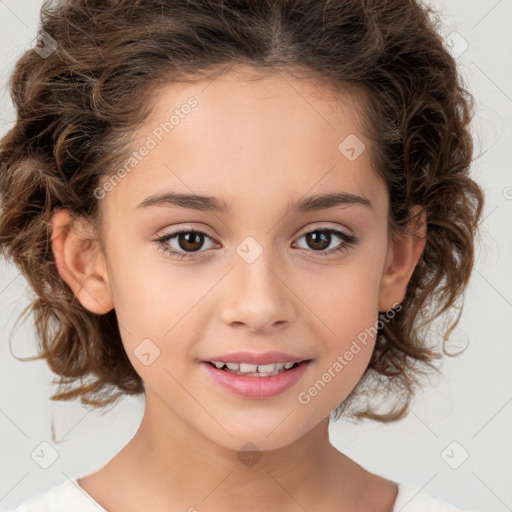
<box><xmin>220</xmin><ymin>254</ymin><xmax>297</xmax><ymax>334</ymax></box>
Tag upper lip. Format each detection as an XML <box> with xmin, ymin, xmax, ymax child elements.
<box><xmin>203</xmin><ymin>351</ymin><xmax>310</xmax><ymax>365</ymax></box>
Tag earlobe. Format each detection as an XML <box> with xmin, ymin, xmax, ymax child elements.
<box><xmin>378</xmin><ymin>207</ymin><xmax>427</xmax><ymax>312</ymax></box>
<box><xmin>51</xmin><ymin>209</ymin><xmax>114</xmax><ymax>315</ymax></box>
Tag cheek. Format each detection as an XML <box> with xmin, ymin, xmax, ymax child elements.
<box><xmin>105</xmin><ymin>245</ymin><xmax>216</xmax><ymax>374</ymax></box>
<box><xmin>301</xmin><ymin>253</ymin><xmax>384</xmax><ymax>335</ymax></box>
<box><xmin>293</xmin><ymin>251</ymin><xmax>385</xmax><ymax>397</ymax></box>
<box><xmin>107</xmin><ymin>232</ymin><xmax>213</xmax><ymax>329</ymax></box>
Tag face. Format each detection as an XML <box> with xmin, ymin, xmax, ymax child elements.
<box><xmin>67</xmin><ymin>67</ymin><xmax>402</xmax><ymax>452</ymax></box>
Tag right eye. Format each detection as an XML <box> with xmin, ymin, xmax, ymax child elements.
<box><xmin>154</xmin><ymin>228</ymin><xmax>218</xmax><ymax>260</ymax></box>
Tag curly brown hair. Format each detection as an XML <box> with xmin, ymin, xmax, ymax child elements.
<box><xmin>0</xmin><ymin>0</ymin><xmax>484</xmax><ymax>422</ymax></box>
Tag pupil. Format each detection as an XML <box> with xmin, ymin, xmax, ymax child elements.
<box><xmin>179</xmin><ymin>232</ymin><xmax>203</xmax><ymax>252</ymax></box>
<box><xmin>307</xmin><ymin>231</ymin><xmax>330</xmax><ymax>250</ymax></box>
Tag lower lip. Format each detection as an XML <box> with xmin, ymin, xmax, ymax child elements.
<box><xmin>201</xmin><ymin>361</ymin><xmax>311</xmax><ymax>399</ymax></box>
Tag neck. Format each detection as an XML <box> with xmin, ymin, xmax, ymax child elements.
<box><xmin>101</xmin><ymin>391</ymin><xmax>368</xmax><ymax>511</ymax></box>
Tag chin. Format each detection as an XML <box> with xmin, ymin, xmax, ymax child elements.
<box><xmin>207</xmin><ymin>424</ymin><xmax>307</xmax><ymax>454</ymax></box>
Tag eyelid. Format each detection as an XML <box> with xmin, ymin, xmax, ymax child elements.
<box><xmin>294</xmin><ymin>222</ymin><xmax>353</xmax><ymax>238</ymax></box>
<box><xmin>156</xmin><ymin>223</ymin><xmax>217</xmax><ymax>240</ymax></box>
<box><xmin>156</xmin><ymin>222</ymin><xmax>352</xmax><ymax>244</ymax></box>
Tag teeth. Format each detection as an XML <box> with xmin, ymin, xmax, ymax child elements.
<box><xmin>255</xmin><ymin>363</ymin><xmax>279</xmax><ymax>373</ymax></box>
<box><xmin>210</xmin><ymin>361</ymin><xmax>299</xmax><ymax>375</ymax></box>
<box><xmin>240</xmin><ymin>363</ymin><xmax>260</xmax><ymax>372</ymax></box>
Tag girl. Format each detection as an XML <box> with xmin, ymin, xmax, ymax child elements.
<box><xmin>0</xmin><ymin>0</ymin><xmax>486</xmax><ymax>510</ymax></box>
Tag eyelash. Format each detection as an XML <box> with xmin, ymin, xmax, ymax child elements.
<box><xmin>154</xmin><ymin>226</ymin><xmax>358</xmax><ymax>261</ymax></box>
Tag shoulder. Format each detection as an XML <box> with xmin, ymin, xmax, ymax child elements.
<box><xmin>393</xmin><ymin>482</ymin><xmax>484</xmax><ymax>512</ymax></box>
<box><xmin>6</xmin><ymin>478</ymin><xmax>107</xmax><ymax>512</ymax></box>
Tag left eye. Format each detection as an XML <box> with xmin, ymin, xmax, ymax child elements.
<box><xmin>292</xmin><ymin>228</ymin><xmax>357</xmax><ymax>255</ymax></box>
<box><xmin>154</xmin><ymin>227</ymin><xmax>357</xmax><ymax>260</ymax></box>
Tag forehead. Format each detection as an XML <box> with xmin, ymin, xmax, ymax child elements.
<box><xmin>101</xmin><ymin>67</ymin><xmax>387</xmax><ymax>221</ymax></box>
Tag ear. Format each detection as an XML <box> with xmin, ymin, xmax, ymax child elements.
<box><xmin>51</xmin><ymin>208</ymin><xmax>114</xmax><ymax>315</ymax></box>
<box><xmin>378</xmin><ymin>206</ymin><xmax>427</xmax><ymax>312</ymax></box>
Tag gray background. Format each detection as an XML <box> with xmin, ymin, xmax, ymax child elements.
<box><xmin>1</xmin><ymin>0</ymin><xmax>511</xmax><ymax>510</ymax></box>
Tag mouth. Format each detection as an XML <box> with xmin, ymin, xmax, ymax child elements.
<box><xmin>200</xmin><ymin>359</ymin><xmax>312</xmax><ymax>399</ymax></box>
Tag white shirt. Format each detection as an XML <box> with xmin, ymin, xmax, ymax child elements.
<box><xmin>5</xmin><ymin>478</ymin><xmax>482</xmax><ymax>512</ymax></box>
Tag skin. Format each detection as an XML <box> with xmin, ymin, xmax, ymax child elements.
<box><xmin>51</xmin><ymin>65</ymin><xmax>426</xmax><ymax>512</ymax></box>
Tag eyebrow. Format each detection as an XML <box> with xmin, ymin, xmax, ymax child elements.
<box><xmin>135</xmin><ymin>190</ymin><xmax>373</xmax><ymax>214</ymax></box>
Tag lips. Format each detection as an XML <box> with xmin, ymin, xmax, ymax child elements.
<box><xmin>201</xmin><ymin>359</ymin><xmax>311</xmax><ymax>399</ymax></box>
